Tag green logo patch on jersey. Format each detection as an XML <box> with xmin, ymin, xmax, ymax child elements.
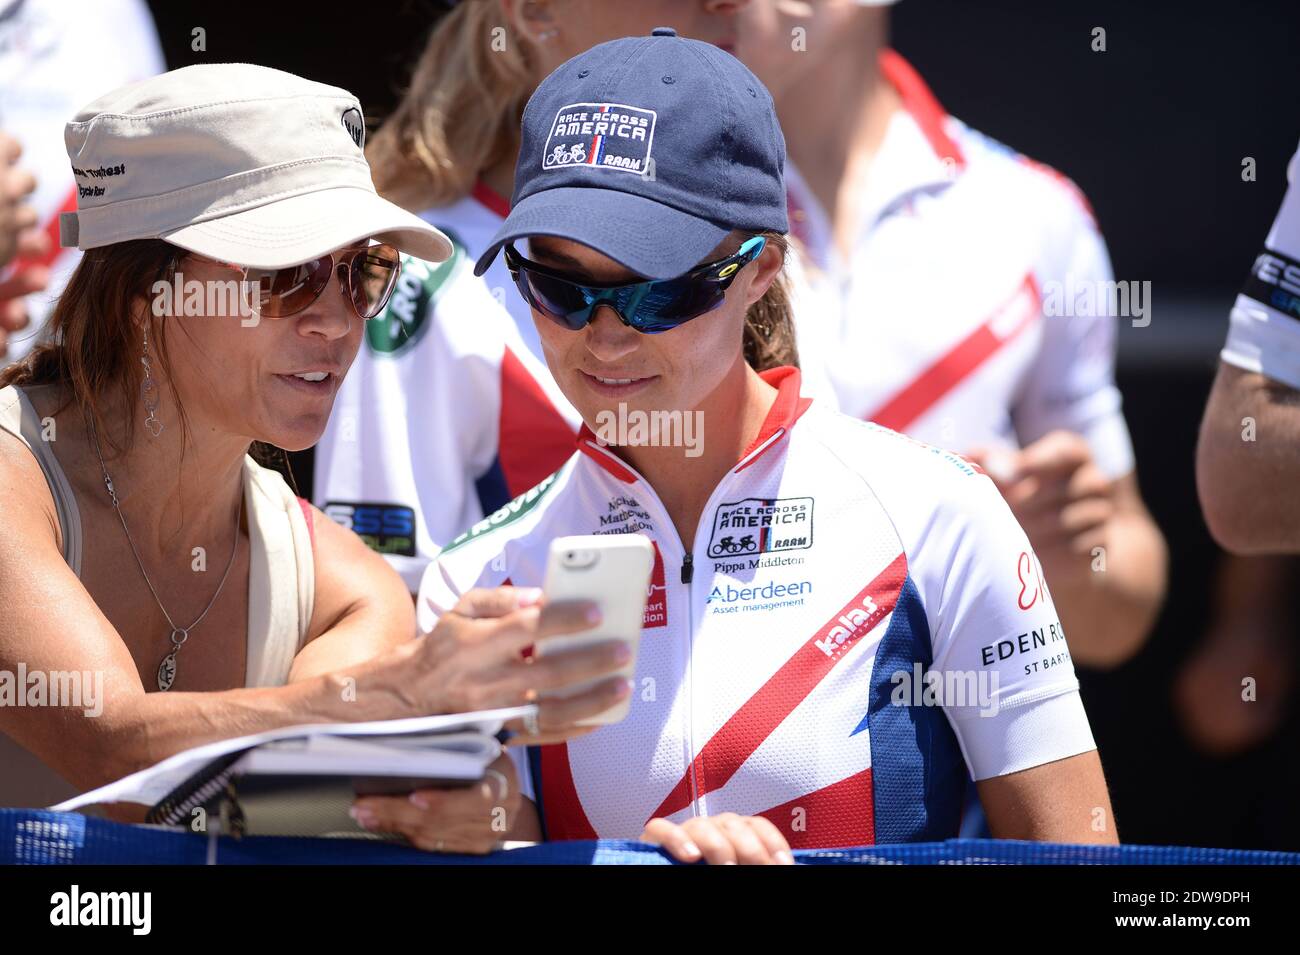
<box><xmin>365</xmin><ymin>228</ymin><xmax>465</xmax><ymax>356</ymax></box>
<box><xmin>440</xmin><ymin>471</ymin><xmax>561</xmax><ymax>556</ymax></box>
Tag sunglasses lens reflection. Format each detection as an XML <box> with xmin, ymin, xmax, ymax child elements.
<box><xmin>350</xmin><ymin>244</ymin><xmax>401</xmax><ymax>319</ymax></box>
<box><xmin>246</xmin><ymin>256</ymin><xmax>332</xmax><ymax>318</ymax></box>
<box><xmin>242</xmin><ymin>244</ymin><xmax>401</xmax><ymax>320</ymax></box>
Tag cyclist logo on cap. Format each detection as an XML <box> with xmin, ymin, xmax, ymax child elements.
<box><xmin>541</xmin><ymin>102</ymin><xmax>656</xmax><ymax>175</ymax></box>
<box><xmin>546</xmin><ymin>143</ymin><xmax>588</xmax><ymax>167</ymax></box>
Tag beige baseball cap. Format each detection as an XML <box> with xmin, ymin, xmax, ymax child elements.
<box><xmin>59</xmin><ymin>63</ymin><xmax>452</xmax><ymax>269</ymax></box>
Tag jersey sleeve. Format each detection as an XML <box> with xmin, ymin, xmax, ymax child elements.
<box><xmin>922</xmin><ymin>466</ymin><xmax>1098</xmax><ymax>781</ymax></box>
<box><xmin>105</xmin><ymin>0</ymin><xmax>167</xmax><ymax>76</ymax></box>
<box><xmin>1221</xmin><ymin>141</ymin><xmax>1300</xmax><ymax>389</ymax></box>
<box><xmin>314</xmin><ymin>251</ymin><xmax>506</xmax><ymax>592</ymax></box>
<box><xmin>1011</xmin><ymin>184</ymin><xmax>1137</xmax><ymax>480</ymax></box>
<box><xmin>413</xmin><ymin>516</ymin><xmax>540</xmax><ymax>803</ymax></box>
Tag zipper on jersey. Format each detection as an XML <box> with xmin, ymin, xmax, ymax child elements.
<box><xmin>579</xmin><ymin>432</ymin><xmax>791</xmax><ymax>822</ymax></box>
<box><xmin>682</xmin><ymin>555</ymin><xmax>699</xmax><ymax>817</ymax></box>
<box><xmin>585</xmin><ymin>467</ymin><xmax>698</xmax><ymax>821</ymax></box>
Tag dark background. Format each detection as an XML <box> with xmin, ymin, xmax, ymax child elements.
<box><xmin>141</xmin><ymin>0</ymin><xmax>1300</xmax><ymax>849</ymax></box>
<box><xmin>142</xmin><ymin>0</ymin><xmax>1300</xmax><ymax>287</ymax></box>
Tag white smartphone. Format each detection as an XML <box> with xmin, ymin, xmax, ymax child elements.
<box><xmin>536</xmin><ymin>534</ymin><xmax>655</xmax><ymax>726</ymax></box>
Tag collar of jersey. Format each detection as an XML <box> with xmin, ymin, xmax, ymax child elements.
<box><xmin>786</xmin><ymin>50</ymin><xmax>965</xmax><ymax>267</ymax></box>
<box><xmin>471</xmin><ymin>178</ymin><xmax>511</xmax><ymax>219</ymax></box>
<box><xmin>575</xmin><ymin>366</ymin><xmax>813</xmax><ymax>484</ymax></box>
<box><xmin>880</xmin><ymin>50</ymin><xmax>966</xmax><ymax>175</ymax></box>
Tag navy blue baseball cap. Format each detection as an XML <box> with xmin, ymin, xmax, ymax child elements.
<box><xmin>472</xmin><ymin>27</ymin><xmax>788</xmax><ymax>281</ymax></box>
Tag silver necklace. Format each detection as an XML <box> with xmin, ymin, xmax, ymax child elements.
<box><xmin>84</xmin><ymin>410</ymin><xmax>243</xmax><ymax>691</ymax></box>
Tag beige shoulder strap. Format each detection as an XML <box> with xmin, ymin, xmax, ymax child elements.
<box><xmin>242</xmin><ymin>455</ymin><xmax>315</xmax><ymax>688</ymax></box>
<box><xmin>0</xmin><ymin>385</ymin><xmax>83</xmax><ymax>577</ymax></box>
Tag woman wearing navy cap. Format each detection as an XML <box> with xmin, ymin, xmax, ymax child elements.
<box><xmin>417</xmin><ymin>29</ymin><xmax>1117</xmax><ymax>864</ymax></box>
<box><xmin>321</xmin><ymin>0</ymin><xmax>836</xmax><ymax>598</ymax></box>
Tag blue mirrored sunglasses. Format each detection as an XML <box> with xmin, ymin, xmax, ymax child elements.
<box><xmin>503</xmin><ymin>235</ymin><xmax>766</xmax><ymax>334</ymax></box>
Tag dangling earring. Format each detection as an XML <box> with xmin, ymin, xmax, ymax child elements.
<box><xmin>140</xmin><ymin>322</ymin><xmax>162</xmax><ymax>437</ymax></box>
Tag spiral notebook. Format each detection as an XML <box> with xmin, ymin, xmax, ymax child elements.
<box><xmin>51</xmin><ymin>706</ymin><xmax>535</xmax><ymax>838</ymax></box>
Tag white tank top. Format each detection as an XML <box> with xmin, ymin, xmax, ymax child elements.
<box><xmin>0</xmin><ymin>383</ymin><xmax>315</xmax><ymax>688</ymax></box>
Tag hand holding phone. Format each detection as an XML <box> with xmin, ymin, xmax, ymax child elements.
<box><xmin>537</xmin><ymin>534</ymin><xmax>654</xmax><ymax>726</ymax></box>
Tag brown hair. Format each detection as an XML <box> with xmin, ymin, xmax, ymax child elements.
<box><xmin>743</xmin><ymin>231</ymin><xmax>799</xmax><ymax>372</ymax></box>
<box><xmin>0</xmin><ymin>240</ymin><xmax>298</xmax><ymax>490</ymax></box>
<box><xmin>367</xmin><ymin>0</ymin><xmax>536</xmax><ymax>211</ymax></box>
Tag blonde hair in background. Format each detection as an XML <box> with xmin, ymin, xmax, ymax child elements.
<box><xmin>367</xmin><ymin>0</ymin><xmax>536</xmax><ymax>211</ymax></box>
<box><xmin>366</xmin><ymin>3</ymin><xmax>798</xmax><ymax>371</ymax></box>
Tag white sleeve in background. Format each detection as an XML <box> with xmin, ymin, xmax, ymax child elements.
<box><xmin>414</xmin><ymin>549</ymin><xmax>473</xmax><ymax>637</ymax></box>
<box><xmin>1012</xmin><ymin>193</ymin><xmax>1136</xmax><ymax>480</ymax></box>
<box><xmin>921</xmin><ymin>470</ymin><xmax>1098</xmax><ymax>781</ymax></box>
<box><xmin>102</xmin><ymin>0</ymin><xmax>167</xmax><ymax>76</ymax></box>
<box><xmin>412</xmin><ymin>544</ymin><xmax>538</xmax><ymax>802</ymax></box>
<box><xmin>1221</xmin><ymin>140</ymin><xmax>1300</xmax><ymax>390</ymax></box>
<box><xmin>783</xmin><ymin>247</ymin><xmax>841</xmax><ymax>412</ymax></box>
<box><xmin>414</xmin><ymin>494</ymin><xmax>550</xmax><ymax>804</ymax></box>
<box><xmin>314</xmin><ymin>254</ymin><xmax>505</xmax><ymax>592</ymax></box>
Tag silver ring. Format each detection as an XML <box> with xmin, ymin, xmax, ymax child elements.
<box><xmin>522</xmin><ymin>708</ymin><xmax>541</xmax><ymax>736</ymax></box>
<box><xmin>484</xmin><ymin>768</ymin><xmax>510</xmax><ymax>803</ymax></box>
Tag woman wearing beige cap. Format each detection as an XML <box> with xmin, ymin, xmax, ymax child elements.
<box><xmin>0</xmin><ymin>63</ymin><xmax>628</xmax><ymax>853</ymax></box>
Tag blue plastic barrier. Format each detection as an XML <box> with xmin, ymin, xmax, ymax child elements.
<box><xmin>3</xmin><ymin>809</ymin><xmax>1296</xmax><ymax>865</ymax></box>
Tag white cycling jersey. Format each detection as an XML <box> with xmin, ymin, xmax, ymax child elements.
<box><xmin>313</xmin><ymin>185</ymin><xmax>582</xmax><ymax>591</ymax></box>
<box><xmin>0</xmin><ymin>0</ymin><xmax>164</xmax><ymax>361</ymax></box>
<box><xmin>1221</xmin><ymin>142</ymin><xmax>1300</xmax><ymax>389</ymax></box>
<box><xmin>315</xmin><ymin>181</ymin><xmax>837</xmax><ymax>589</ymax></box>
<box><xmin>417</xmin><ymin>368</ymin><xmax>1096</xmax><ymax>846</ymax></box>
<box><xmin>788</xmin><ymin>51</ymin><xmax>1135</xmax><ymax>480</ymax></box>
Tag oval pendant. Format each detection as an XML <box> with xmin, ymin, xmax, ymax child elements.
<box><xmin>157</xmin><ymin>652</ymin><xmax>177</xmax><ymax>692</ymax></box>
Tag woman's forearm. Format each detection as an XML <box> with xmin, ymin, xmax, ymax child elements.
<box><xmin>82</xmin><ymin>658</ymin><xmax>411</xmax><ymax>792</ymax></box>
<box><xmin>1052</xmin><ymin>512</ymin><xmax>1168</xmax><ymax>669</ymax></box>
<box><xmin>288</xmin><ymin>594</ymin><xmax>416</xmax><ymax>684</ymax></box>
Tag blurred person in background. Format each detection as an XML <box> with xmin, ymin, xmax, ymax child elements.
<box><xmin>0</xmin><ymin>132</ymin><xmax>41</xmax><ymax>265</ymax></box>
<box><xmin>1173</xmin><ymin>553</ymin><xmax>1296</xmax><ymax>757</ymax></box>
<box><xmin>1185</xmin><ymin>141</ymin><xmax>1300</xmax><ymax>767</ymax></box>
<box><xmin>319</xmin><ymin>0</ymin><xmax>839</xmax><ymax>594</ymax></box>
<box><xmin>1198</xmin><ymin>142</ymin><xmax>1300</xmax><ymax>554</ymax></box>
<box><xmin>0</xmin><ymin>129</ymin><xmax>47</xmax><ymax>352</ymax></box>
<box><xmin>735</xmin><ymin>0</ymin><xmax>1167</xmax><ymax>670</ymax></box>
<box><xmin>0</xmin><ymin>0</ymin><xmax>165</xmax><ymax>362</ymax></box>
